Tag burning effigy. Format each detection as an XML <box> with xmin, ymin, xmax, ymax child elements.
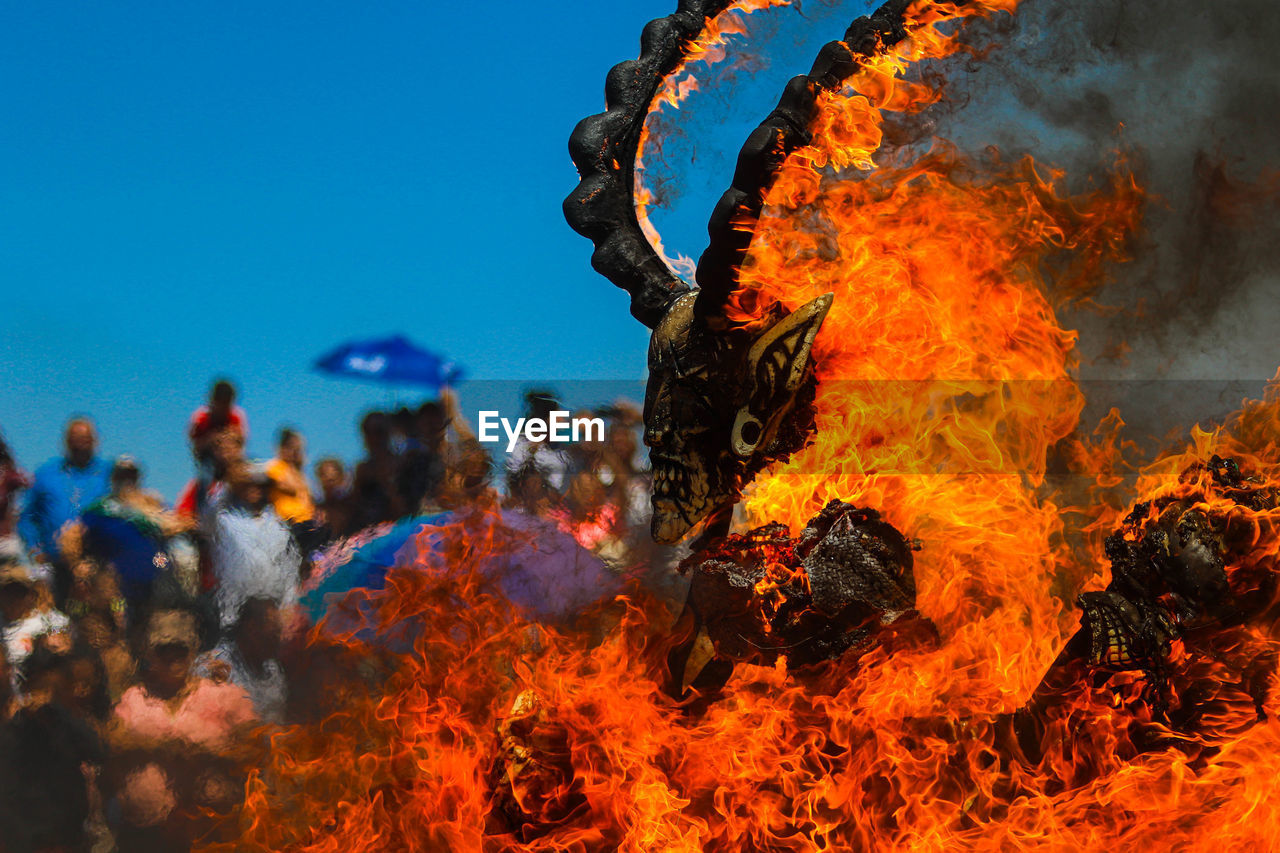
<box><xmin>194</xmin><ymin>1</ymin><xmax>1280</xmax><ymax>850</ymax></box>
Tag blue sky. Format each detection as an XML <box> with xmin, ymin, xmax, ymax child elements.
<box><xmin>0</xmin><ymin>0</ymin><xmax>867</xmax><ymax>497</ymax></box>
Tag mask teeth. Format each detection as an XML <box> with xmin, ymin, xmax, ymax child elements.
<box><xmin>654</xmin><ymin>461</ymin><xmax>677</xmax><ymax>497</ymax></box>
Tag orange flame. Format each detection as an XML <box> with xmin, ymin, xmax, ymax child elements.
<box><xmin>636</xmin><ymin>0</ymin><xmax>791</xmax><ymax>282</ymax></box>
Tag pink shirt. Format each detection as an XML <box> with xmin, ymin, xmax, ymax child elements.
<box><xmin>114</xmin><ymin>678</ymin><xmax>256</xmax><ymax>750</ymax></box>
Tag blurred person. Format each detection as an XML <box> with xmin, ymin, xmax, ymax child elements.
<box><xmin>56</xmin><ymin>644</ymin><xmax>116</xmax><ymax>848</ymax></box>
<box><xmin>0</xmin><ymin>559</ymin><xmax>71</xmax><ymax>682</ymax></box>
<box><xmin>61</xmin><ymin>555</ymin><xmax>124</xmax><ymax>623</ymax></box>
<box><xmin>552</xmin><ymin>470</ymin><xmax>626</xmax><ymax>563</ymax></box>
<box><xmin>505</xmin><ymin>389</ymin><xmax>570</xmax><ymax>493</ymax></box>
<box><xmin>437</xmin><ymin>439</ymin><xmax>497</xmax><ymax>511</ymax></box>
<box><xmin>36</xmin><ymin>644</ymin><xmax>112</xmax><ymax>727</ymax></box>
<box><xmin>566</xmin><ymin>407</ymin><xmax>609</xmax><ymax>479</ymax></box>
<box><xmin>0</xmin><ymin>643</ymin><xmax>13</xmax><ymax>716</ymax></box>
<box><xmin>174</xmin><ymin>428</ymin><xmax>245</xmax><ymax>522</ymax></box>
<box><xmin>314</xmin><ymin>457</ymin><xmax>353</xmax><ymax>539</ymax></box>
<box><xmin>76</xmin><ymin>606</ymin><xmax>136</xmax><ymax>704</ymax></box>
<box><xmin>106</xmin><ymin>607</ymin><xmax>257</xmax><ymax>852</ymax></box>
<box><xmin>397</xmin><ymin>401</ymin><xmax>447</xmax><ymax>515</ymax></box>
<box><xmin>174</xmin><ymin>429</ymin><xmax>246</xmax><ymax>597</ymax></box>
<box><xmin>600</xmin><ymin>408</ymin><xmax>651</xmax><ymax>531</ymax></box>
<box><xmin>433</xmin><ymin>395</ymin><xmax>497</xmax><ymax>511</ymax></box>
<box><xmin>265</xmin><ymin>428</ymin><xmax>314</xmax><ymax>524</ymax></box>
<box><xmin>352</xmin><ymin>411</ymin><xmax>404</xmax><ymax>528</ymax></box>
<box><xmin>208</xmin><ymin>463</ymin><xmax>300</xmax><ymax>631</ymax></box>
<box><xmin>187</xmin><ymin>379</ymin><xmax>248</xmax><ymax>469</ymax></box>
<box><xmin>504</xmin><ymin>462</ymin><xmax>560</xmax><ymax>517</ymax></box>
<box><xmin>0</xmin><ymin>643</ymin><xmax>18</xmax><ymax>848</ymax></box>
<box><xmin>197</xmin><ymin>597</ymin><xmax>287</xmax><ymax>724</ymax></box>
<box><xmin>18</xmin><ymin>417</ymin><xmax>110</xmax><ymax>601</ymax></box>
<box><xmin>0</xmin><ymin>647</ymin><xmax>107</xmax><ymax>853</ymax></box>
<box><xmin>64</xmin><ymin>456</ymin><xmax>189</xmax><ymax>612</ymax></box>
<box><xmin>415</xmin><ymin>399</ymin><xmax>448</xmax><ymax>451</ymax></box>
<box><xmin>266</xmin><ymin>428</ymin><xmax>326</xmax><ymax>570</ymax></box>
<box><xmin>0</xmin><ymin>430</ymin><xmax>31</xmax><ymax>561</ymax></box>
<box><xmin>389</xmin><ymin>406</ymin><xmax>417</xmax><ymax>456</ymax></box>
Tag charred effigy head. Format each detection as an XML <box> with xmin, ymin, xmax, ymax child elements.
<box><xmin>565</xmin><ymin>0</ymin><xmax>912</xmax><ymax>542</ymax></box>
<box><xmin>644</xmin><ymin>291</ymin><xmax>831</xmax><ymax>542</ymax></box>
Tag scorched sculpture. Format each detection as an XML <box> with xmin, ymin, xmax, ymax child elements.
<box><xmin>565</xmin><ymin>0</ymin><xmax>918</xmax><ymax>545</ymax></box>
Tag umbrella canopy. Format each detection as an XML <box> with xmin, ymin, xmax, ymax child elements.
<box><xmin>313</xmin><ymin>334</ymin><xmax>463</xmax><ymax>390</ymax></box>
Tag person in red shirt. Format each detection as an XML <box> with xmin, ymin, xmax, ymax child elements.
<box><xmin>188</xmin><ymin>380</ymin><xmax>248</xmax><ymax>469</ymax></box>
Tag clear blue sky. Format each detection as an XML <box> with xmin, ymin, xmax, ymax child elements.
<box><xmin>0</xmin><ymin>0</ymin><xmax>868</xmax><ymax>498</ymax></box>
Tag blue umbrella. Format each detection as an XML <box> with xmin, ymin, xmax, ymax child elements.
<box><xmin>313</xmin><ymin>334</ymin><xmax>464</xmax><ymax>391</ymax></box>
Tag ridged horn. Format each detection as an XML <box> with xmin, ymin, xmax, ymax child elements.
<box><xmin>693</xmin><ymin>0</ymin><xmax>916</xmax><ymax>322</ymax></box>
<box><xmin>564</xmin><ymin>0</ymin><xmax>738</xmax><ymax>329</ymax></box>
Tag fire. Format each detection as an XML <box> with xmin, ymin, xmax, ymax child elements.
<box><xmin>729</xmin><ymin>0</ymin><xmax>1144</xmax><ymax>722</ymax></box>
<box><xmin>203</xmin><ymin>2</ymin><xmax>1280</xmax><ymax>850</ymax></box>
<box><xmin>637</xmin><ymin>0</ymin><xmax>792</xmax><ymax>283</ymax></box>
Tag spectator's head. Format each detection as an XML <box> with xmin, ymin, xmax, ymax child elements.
<box><xmin>508</xmin><ymin>463</ymin><xmax>555</xmax><ymax>513</ymax></box>
<box><xmin>574</xmin><ymin>408</ymin><xmax>606</xmax><ymax>459</ymax></box>
<box><xmin>415</xmin><ymin>401</ymin><xmax>446</xmax><ymax>446</ymax></box>
<box><xmin>64</xmin><ymin>417</ymin><xmax>97</xmax><ymax>467</ymax></box>
<box><xmin>391</xmin><ymin>407</ymin><xmax>414</xmax><ymax>438</ymax></box>
<box><xmin>360</xmin><ymin>411</ymin><xmax>391</xmax><ymax>454</ymax></box>
<box><xmin>608</xmin><ymin>419</ymin><xmax>639</xmax><ymax>466</ymax></box>
<box><xmin>142</xmin><ymin>608</ymin><xmax>200</xmax><ymax>696</ymax></box>
<box><xmin>210</xmin><ymin>428</ymin><xmax>246</xmax><ymax>475</ymax></box>
<box><xmin>233</xmin><ymin>597</ymin><xmax>282</xmax><ymax>664</ymax></box>
<box><xmin>0</xmin><ymin>560</ymin><xmax>37</xmax><ymax>622</ymax></box>
<box><xmin>567</xmin><ymin>470</ymin><xmax>607</xmax><ymax>516</ymax></box>
<box><xmin>228</xmin><ymin>462</ymin><xmax>271</xmax><ymax>512</ymax></box>
<box><xmin>110</xmin><ymin>455</ymin><xmax>141</xmax><ymax>495</ymax></box>
<box><xmin>210</xmin><ymin>379</ymin><xmax>236</xmax><ymax>415</ymax></box>
<box><xmin>76</xmin><ymin>607</ymin><xmax>120</xmax><ymax>651</ymax></box>
<box><xmin>523</xmin><ymin>389</ymin><xmax>560</xmax><ymax>425</ymax></box>
<box><xmin>19</xmin><ymin>648</ymin><xmax>65</xmax><ymax>707</ymax></box>
<box><xmin>440</xmin><ymin>440</ymin><xmax>493</xmax><ymax>507</ymax></box>
<box><xmin>314</xmin><ymin>457</ymin><xmax>347</xmax><ymax>497</ymax></box>
<box><xmin>277</xmin><ymin>428</ymin><xmax>305</xmax><ymax>468</ymax></box>
<box><xmin>61</xmin><ymin>646</ymin><xmax>109</xmax><ymax>721</ymax></box>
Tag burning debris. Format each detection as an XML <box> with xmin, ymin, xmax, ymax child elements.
<box><xmin>670</xmin><ymin>500</ymin><xmax>933</xmax><ymax>693</ymax></box>
<box><xmin>1015</xmin><ymin>454</ymin><xmax>1280</xmax><ymax>766</ymax></box>
<box><xmin>1083</xmin><ymin>456</ymin><xmax>1276</xmax><ymax>674</ymax></box>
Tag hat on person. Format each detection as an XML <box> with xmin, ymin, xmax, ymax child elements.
<box><xmin>146</xmin><ymin>611</ymin><xmax>199</xmax><ymax>649</ymax></box>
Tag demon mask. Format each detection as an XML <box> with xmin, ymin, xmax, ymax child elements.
<box><xmin>565</xmin><ymin>0</ymin><xmax>910</xmax><ymax>542</ymax></box>
<box><xmin>644</xmin><ymin>291</ymin><xmax>831</xmax><ymax>542</ymax></box>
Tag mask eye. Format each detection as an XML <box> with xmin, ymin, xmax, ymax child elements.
<box><xmin>731</xmin><ymin>410</ymin><xmax>764</xmax><ymax>457</ymax></box>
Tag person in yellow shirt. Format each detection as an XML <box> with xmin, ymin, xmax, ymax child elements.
<box><xmin>264</xmin><ymin>429</ymin><xmax>314</xmax><ymax>524</ymax></box>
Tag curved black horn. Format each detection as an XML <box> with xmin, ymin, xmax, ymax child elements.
<box><xmin>693</xmin><ymin>0</ymin><xmax>915</xmax><ymax>321</ymax></box>
<box><xmin>564</xmin><ymin>0</ymin><xmax>737</xmax><ymax>329</ymax></box>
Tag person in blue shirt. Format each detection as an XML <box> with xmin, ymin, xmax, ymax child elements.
<box><xmin>17</xmin><ymin>418</ymin><xmax>110</xmax><ymax>600</ymax></box>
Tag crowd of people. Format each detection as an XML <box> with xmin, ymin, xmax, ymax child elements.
<box><xmin>0</xmin><ymin>380</ymin><xmax>656</xmax><ymax>852</ymax></box>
